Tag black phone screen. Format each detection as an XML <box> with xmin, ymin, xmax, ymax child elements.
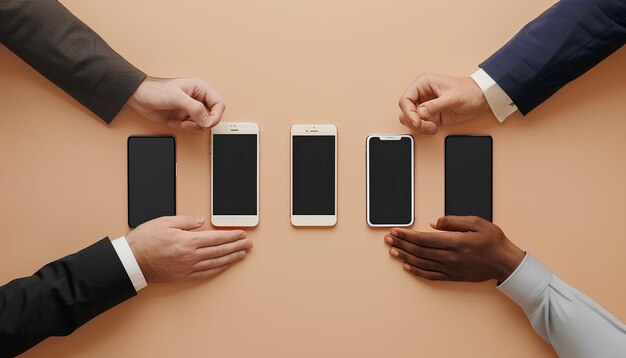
<box><xmin>445</xmin><ymin>135</ymin><xmax>492</xmax><ymax>221</ymax></box>
<box><xmin>127</xmin><ymin>136</ymin><xmax>176</xmax><ymax>228</ymax></box>
<box><xmin>367</xmin><ymin>136</ymin><xmax>413</xmax><ymax>225</ymax></box>
<box><xmin>212</xmin><ymin>134</ymin><xmax>258</xmax><ymax>215</ymax></box>
<box><xmin>292</xmin><ymin>135</ymin><xmax>336</xmax><ymax>215</ymax></box>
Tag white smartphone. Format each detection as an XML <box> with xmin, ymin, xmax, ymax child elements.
<box><xmin>290</xmin><ymin>124</ymin><xmax>337</xmax><ymax>226</ymax></box>
<box><xmin>211</xmin><ymin>122</ymin><xmax>259</xmax><ymax>227</ymax></box>
<box><xmin>366</xmin><ymin>134</ymin><xmax>414</xmax><ymax>227</ymax></box>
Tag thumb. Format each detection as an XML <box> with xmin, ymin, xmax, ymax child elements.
<box><xmin>171</xmin><ymin>91</ymin><xmax>212</xmax><ymax>128</ymax></box>
<box><xmin>417</xmin><ymin>95</ymin><xmax>457</xmax><ymax>120</ymax></box>
<box><xmin>166</xmin><ymin>215</ymin><xmax>206</xmax><ymax>230</ymax></box>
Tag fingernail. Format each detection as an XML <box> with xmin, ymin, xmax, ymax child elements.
<box><xmin>417</xmin><ymin>106</ymin><xmax>429</xmax><ymax>118</ymax></box>
<box><xmin>195</xmin><ymin>216</ymin><xmax>205</xmax><ymax>225</ymax></box>
<box><xmin>390</xmin><ymin>229</ymin><xmax>397</xmax><ymax>236</ymax></box>
<box><xmin>430</xmin><ymin>218</ymin><xmax>438</xmax><ymax>228</ymax></box>
<box><xmin>403</xmin><ymin>264</ymin><xmax>411</xmax><ymax>271</ymax></box>
<box><xmin>390</xmin><ymin>248</ymin><xmax>399</xmax><ymax>257</ymax></box>
<box><xmin>384</xmin><ymin>236</ymin><xmax>393</xmax><ymax>244</ymax></box>
<box><xmin>240</xmin><ymin>231</ymin><xmax>247</xmax><ymax>239</ymax></box>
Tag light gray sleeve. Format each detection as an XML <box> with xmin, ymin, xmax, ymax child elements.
<box><xmin>498</xmin><ymin>253</ymin><xmax>626</xmax><ymax>358</ymax></box>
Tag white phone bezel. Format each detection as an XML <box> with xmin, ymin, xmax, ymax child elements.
<box><xmin>290</xmin><ymin>124</ymin><xmax>337</xmax><ymax>227</ymax></box>
<box><xmin>210</xmin><ymin>122</ymin><xmax>259</xmax><ymax>227</ymax></box>
<box><xmin>366</xmin><ymin>134</ymin><xmax>414</xmax><ymax>227</ymax></box>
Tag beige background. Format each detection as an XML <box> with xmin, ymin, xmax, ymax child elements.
<box><xmin>1</xmin><ymin>0</ymin><xmax>625</xmax><ymax>356</ymax></box>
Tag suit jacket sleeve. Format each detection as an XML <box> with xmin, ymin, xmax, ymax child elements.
<box><xmin>0</xmin><ymin>0</ymin><xmax>146</xmax><ymax>123</ymax></box>
<box><xmin>480</xmin><ymin>0</ymin><xmax>626</xmax><ymax>115</ymax></box>
<box><xmin>0</xmin><ymin>238</ymin><xmax>137</xmax><ymax>357</ymax></box>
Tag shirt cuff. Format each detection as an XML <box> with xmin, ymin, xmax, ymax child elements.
<box><xmin>471</xmin><ymin>68</ymin><xmax>518</xmax><ymax>122</ymax></box>
<box><xmin>111</xmin><ymin>236</ymin><xmax>147</xmax><ymax>292</ymax></box>
<box><xmin>497</xmin><ymin>253</ymin><xmax>553</xmax><ymax>308</ymax></box>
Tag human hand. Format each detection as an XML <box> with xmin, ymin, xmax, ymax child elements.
<box><xmin>399</xmin><ymin>74</ymin><xmax>489</xmax><ymax>135</ymax></box>
<box><xmin>127</xmin><ymin>76</ymin><xmax>225</xmax><ymax>131</ymax></box>
<box><xmin>384</xmin><ymin>216</ymin><xmax>524</xmax><ymax>283</ymax></box>
<box><xmin>125</xmin><ymin>215</ymin><xmax>252</xmax><ymax>282</ymax></box>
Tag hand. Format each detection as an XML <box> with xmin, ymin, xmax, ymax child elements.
<box><xmin>399</xmin><ymin>74</ymin><xmax>489</xmax><ymax>135</ymax></box>
<box><xmin>125</xmin><ymin>215</ymin><xmax>253</xmax><ymax>282</ymax></box>
<box><xmin>127</xmin><ymin>76</ymin><xmax>225</xmax><ymax>131</ymax></box>
<box><xmin>384</xmin><ymin>216</ymin><xmax>524</xmax><ymax>283</ymax></box>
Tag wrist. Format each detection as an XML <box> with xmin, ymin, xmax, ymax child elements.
<box><xmin>494</xmin><ymin>242</ymin><xmax>525</xmax><ymax>283</ymax></box>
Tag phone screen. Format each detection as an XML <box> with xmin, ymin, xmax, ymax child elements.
<box><xmin>212</xmin><ymin>134</ymin><xmax>258</xmax><ymax>215</ymax></box>
<box><xmin>445</xmin><ymin>135</ymin><xmax>492</xmax><ymax>221</ymax></box>
<box><xmin>292</xmin><ymin>135</ymin><xmax>336</xmax><ymax>215</ymax></box>
<box><xmin>367</xmin><ymin>136</ymin><xmax>413</xmax><ymax>226</ymax></box>
<box><xmin>127</xmin><ymin>136</ymin><xmax>176</xmax><ymax>228</ymax></box>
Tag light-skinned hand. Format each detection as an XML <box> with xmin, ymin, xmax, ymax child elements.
<box><xmin>125</xmin><ymin>215</ymin><xmax>252</xmax><ymax>282</ymax></box>
<box><xmin>384</xmin><ymin>216</ymin><xmax>524</xmax><ymax>283</ymax></box>
<box><xmin>127</xmin><ymin>76</ymin><xmax>225</xmax><ymax>132</ymax></box>
<box><xmin>399</xmin><ymin>73</ymin><xmax>489</xmax><ymax>135</ymax></box>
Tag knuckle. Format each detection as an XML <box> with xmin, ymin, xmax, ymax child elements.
<box><xmin>470</xmin><ymin>216</ymin><xmax>483</xmax><ymax>227</ymax></box>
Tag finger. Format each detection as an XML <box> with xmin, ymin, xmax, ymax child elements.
<box><xmin>403</xmin><ymin>263</ymin><xmax>449</xmax><ymax>281</ymax></box>
<box><xmin>164</xmin><ymin>215</ymin><xmax>205</xmax><ymax>230</ymax></box>
<box><xmin>417</xmin><ymin>94</ymin><xmax>458</xmax><ymax>120</ymax></box>
<box><xmin>193</xmin><ymin>230</ymin><xmax>247</xmax><ymax>248</ymax></box>
<box><xmin>432</xmin><ymin>216</ymin><xmax>484</xmax><ymax>232</ymax></box>
<box><xmin>170</xmin><ymin>90</ymin><xmax>211</xmax><ymax>128</ymax></box>
<box><xmin>203</xmin><ymin>92</ymin><xmax>225</xmax><ymax>128</ymax></box>
<box><xmin>187</xmin><ymin>264</ymin><xmax>231</xmax><ymax>280</ymax></box>
<box><xmin>388</xmin><ymin>246</ymin><xmax>447</xmax><ymax>272</ymax></box>
<box><xmin>399</xmin><ymin>78</ymin><xmax>439</xmax><ymax>134</ymax></box>
<box><xmin>398</xmin><ymin>95</ymin><xmax>420</xmax><ymax>127</ymax></box>
<box><xmin>195</xmin><ymin>238</ymin><xmax>253</xmax><ymax>260</ymax></box>
<box><xmin>384</xmin><ymin>234</ymin><xmax>449</xmax><ymax>262</ymax></box>
<box><xmin>390</xmin><ymin>228</ymin><xmax>456</xmax><ymax>249</ymax></box>
<box><xmin>193</xmin><ymin>250</ymin><xmax>247</xmax><ymax>270</ymax></box>
<box><xmin>181</xmin><ymin>78</ymin><xmax>225</xmax><ymax>129</ymax></box>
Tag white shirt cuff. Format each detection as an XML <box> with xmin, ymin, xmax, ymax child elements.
<box><xmin>471</xmin><ymin>68</ymin><xmax>518</xmax><ymax>122</ymax></box>
<box><xmin>111</xmin><ymin>236</ymin><xmax>147</xmax><ymax>292</ymax></box>
<box><xmin>497</xmin><ymin>253</ymin><xmax>553</xmax><ymax>308</ymax></box>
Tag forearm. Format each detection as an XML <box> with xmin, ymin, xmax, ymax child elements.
<box><xmin>0</xmin><ymin>0</ymin><xmax>146</xmax><ymax>123</ymax></box>
<box><xmin>0</xmin><ymin>238</ymin><xmax>136</xmax><ymax>356</ymax></box>
<box><xmin>498</xmin><ymin>253</ymin><xmax>626</xmax><ymax>357</ymax></box>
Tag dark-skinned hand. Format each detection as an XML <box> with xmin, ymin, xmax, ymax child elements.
<box><xmin>384</xmin><ymin>216</ymin><xmax>525</xmax><ymax>283</ymax></box>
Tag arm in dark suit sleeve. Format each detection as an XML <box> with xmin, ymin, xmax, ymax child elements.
<box><xmin>480</xmin><ymin>0</ymin><xmax>626</xmax><ymax>115</ymax></box>
<box><xmin>0</xmin><ymin>238</ymin><xmax>136</xmax><ymax>357</ymax></box>
<box><xmin>0</xmin><ymin>0</ymin><xmax>147</xmax><ymax>123</ymax></box>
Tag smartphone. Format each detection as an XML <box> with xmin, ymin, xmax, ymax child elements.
<box><xmin>445</xmin><ymin>135</ymin><xmax>492</xmax><ymax>221</ymax></box>
<box><xmin>366</xmin><ymin>134</ymin><xmax>414</xmax><ymax>227</ymax></box>
<box><xmin>127</xmin><ymin>135</ymin><xmax>176</xmax><ymax>228</ymax></box>
<box><xmin>290</xmin><ymin>124</ymin><xmax>337</xmax><ymax>226</ymax></box>
<box><xmin>211</xmin><ymin>122</ymin><xmax>259</xmax><ymax>227</ymax></box>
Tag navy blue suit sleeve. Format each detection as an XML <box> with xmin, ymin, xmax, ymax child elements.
<box><xmin>0</xmin><ymin>238</ymin><xmax>136</xmax><ymax>357</ymax></box>
<box><xmin>480</xmin><ymin>0</ymin><xmax>626</xmax><ymax>115</ymax></box>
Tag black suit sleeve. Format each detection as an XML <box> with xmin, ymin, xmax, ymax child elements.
<box><xmin>0</xmin><ymin>238</ymin><xmax>137</xmax><ymax>357</ymax></box>
<box><xmin>0</xmin><ymin>0</ymin><xmax>146</xmax><ymax>123</ymax></box>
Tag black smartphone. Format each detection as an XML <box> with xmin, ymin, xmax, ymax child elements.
<box><xmin>127</xmin><ymin>135</ymin><xmax>176</xmax><ymax>228</ymax></box>
<box><xmin>366</xmin><ymin>134</ymin><xmax>414</xmax><ymax>227</ymax></box>
<box><xmin>445</xmin><ymin>135</ymin><xmax>492</xmax><ymax>221</ymax></box>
